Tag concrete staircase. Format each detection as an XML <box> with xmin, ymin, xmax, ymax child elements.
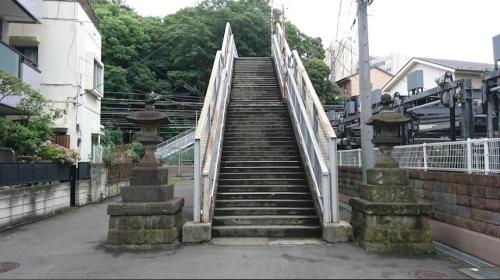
<box><xmin>212</xmin><ymin>57</ymin><xmax>321</xmax><ymax>237</ymax></box>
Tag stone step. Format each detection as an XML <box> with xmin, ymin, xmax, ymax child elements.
<box><xmin>221</xmin><ymin>161</ymin><xmax>301</xmax><ymax>167</ymax></box>
<box><xmin>213</xmin><ymin>215</ymin><xmax>319</xmax><ymax>226</ymax></box>
<box><xmin>216</xmin><ymin>199</ymin><xmax>313</xmax><ymax>208</ymax></box>
<box><xmin>218</xmin><ymin>172</ymin><xmax>305</xmax><ymax>180</ymax></box>
<box><xmin>218</xmin><ymin>178</ymin><xmax>308</xmax><ymax>186</ymax></box>
<box><xmin>223</xmin><ymin>140</ymin><xmax>295</xmax><ymax>146</ymax></box>
<box><xmin>217</xmin><ymin>192</ymin><xmax>311</xmax><ymax>200</ymax></box>
<box><xmin>223</xmin><ymin>136</ymin><xmax>295</xmax><ymax>141</ymax></box>
<box><xmin>222</xmin><ymin>146</ymin><xmax>297</xmax><ymax>152</ymax></box>
<box><xmin>221</xmin><ymin>151</ymin><xmax>298</xmax><ymax>157</ymax></box>
<box><xmin>217</xmin><ymin>185</ymin><xmax>309</xmax><ymax>193</ymax></box>
<box><xmin>214</xmin><ymin>207</ymin><xmax>316</xmax><ymax>216</ymax></box>
<box><xmin>212</xmin><ymin>225</ymin><xmax>321</xmax><ymax>237</ymax></box>
<box><xmin>220</xmin><ymin>166</ymin><xmax>303</xmax><ymax>173</ymax></box>
<box><xmin>221</xmin><ymin>155</ymin><xmax>301</xmax><ymax>161</ymax></box>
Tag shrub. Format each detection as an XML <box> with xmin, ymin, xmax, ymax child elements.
<box><xmin>36</xmin><ymin>141</ymin><xmax>80</xmax><ymax>164</ymax></box>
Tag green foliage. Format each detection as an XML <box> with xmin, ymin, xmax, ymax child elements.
<box><xmin>100</xmin><ymin>126</ymin><xmax>123</xmax><ymax>166</ymax></box>
<box><xmin>0</xmin><ymin>72</ymin><xmax>62</xmax><ymax>157</ymax></box>
<box><xmin>92</xmin><ymin>0</ymin><xmax>343</xmax><ymax>106</ymax></box>
<box><xmin>36</xmin><ymin>141</ymin><xmax>80</xmax><ymax>164</ymax></box>
<box><xmin>302</xmin><ymin>58</ymin><xmax>343</xmax><ymax>105</ymax></box>
<box><xmin>127</xmin><ymin>141</ymin><xmax>144</xmax><ymax>163</ymax></box>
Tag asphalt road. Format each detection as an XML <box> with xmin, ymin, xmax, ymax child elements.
<box><xmin>0</xmin><ymin>179</ymin><xmax>469</xmax><ymax>279</ymax></box>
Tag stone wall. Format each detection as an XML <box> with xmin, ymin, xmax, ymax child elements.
<box><xmin>0</xmin><ymin>182</ymin><xmax>71</xmax><ymax>230</ymax></box>
<box><xmin>338</xmin><ymin>166</ymin><xmax>500</xmax><ymax>238</ymax></box>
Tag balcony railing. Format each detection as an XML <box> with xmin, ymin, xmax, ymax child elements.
<box><xmin>0</xmin><ymin>41</ymin><xmax>41</xmax><ymax>90</ymax></box>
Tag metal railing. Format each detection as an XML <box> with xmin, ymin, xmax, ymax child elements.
<box><xmin>272</xmin><ymin>23</ymin><xmax>339</xmax><ymax>224</ymax></box>
<box><xmin>338</xmin><ymin>138</ymin><xmax>500</xmax><ymax>174</ymax></box>
<box><xmin>156</xmin><ymin>128</ymin><xmax>195</xmax><ymax>160</ymax></box>
<box><xmin>193</xmin><ymin>23</ymin><xmax>238</xmax><ymax>223</ymax></box>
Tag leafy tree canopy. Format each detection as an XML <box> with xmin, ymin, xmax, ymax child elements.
<box><xmin>91</xmin><ymin>0</ymin><xmax>343</xmax><ymax>105</ymax></box>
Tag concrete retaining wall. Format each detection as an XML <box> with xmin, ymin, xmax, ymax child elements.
<box><xmin>76</xmin><ymin>164</ymin><xmax>129</xmax><ymax>207</ymax></box>
<box><xmin>0</xmin><ymin>164</ymin><xmax>130</xmax><ymax>230</ymax></box>
<box><xmin>166</xmin><ymin>165</ymin><xmax>194</xmax><ymax>178</ymax></box>
<box><xmin>0</xmin><ymin>182</ymin><xmax>71</xmax><ymax>230</ymax></box>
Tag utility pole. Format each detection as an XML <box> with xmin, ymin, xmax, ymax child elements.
<box><xmin>357</xmin><ymin>0</ymin><xmax>375</xmax><ymax>183</ymax></box>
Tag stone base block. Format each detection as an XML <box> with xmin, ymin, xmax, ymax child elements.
<box><xmin>107</xmin><ymin>197</ymin><xmax>184</xmax><ymax>216</ymax></box>
<box><xmin>182</xmin><ymin>221</ymin><xmax>212</xmax><ymax>243</ymax></box>
<box><xmin>357</xmin><ymin>240</ymin><xmax>434</xmax><ymax>255</ymax></box>
<box><xmin>359</xmin><ymin>184</ymin><xmax>417</xmax><ymax>203</ymax></box>
<box><xmin>322</xmin><ymin>221</ymin><xmax>353</xmax><ymax>243</ymax></box>
<box><xmin>350</xmin><ymin>197</ymin><xmax>433</xmax><ymax>255</ymax></box>
<box><xmin>367</xmin><ymin>168</ymin><xmax>409</xmax><ymax>186</ymax></box>
<box><xmin>121</xmin><ymin>185</ymin><xmax>174</xmax><ymax>203</ymax></box>
<box><xmin>130</xmin><ymin>167</ymin><xmax>168</xmax><ymax>186</ymax></box>
<box><xmin>106</xmin><ymin>198</ymin><xmax>184</xmax><ymax>248</ymax></box>
<box><xmin>103</xmin><ymin>242</ymin><xmax>180</xmax><ymax>252</ymax></box>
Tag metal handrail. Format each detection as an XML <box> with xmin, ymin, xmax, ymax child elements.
<box><xmin>193</xmin><ymin>23</ymin><xmax>238</xmax><ymax>223</ymax></box>
<box><xmin>155</xmin><ymin>128</ymin><xmax>195</xmax><ymax>160</ymax></box>
<box><xmin>272</xmin><ymin>23</ymin><xmax>339</xmax><ymax>224</ymax></box>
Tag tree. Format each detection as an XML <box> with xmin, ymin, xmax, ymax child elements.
<box><xmin>302</xmin><ymin>58</ymin><xmax>343</xmax><ymax>105</ymax></box>
<box><xmin>0</xmin><ymin>72</ymin><xmax>62</xmax><ymax>156</ymax></box>
<box><xmin>92</xmin><ymin>0</ymin><xmax>340</xmax><ymax>106</ymax></box>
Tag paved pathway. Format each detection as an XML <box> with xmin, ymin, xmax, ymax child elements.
<box><xmin>0</xmin><ymin>180</ymin><xmax>469</xmax><ymax>279</ymax></box>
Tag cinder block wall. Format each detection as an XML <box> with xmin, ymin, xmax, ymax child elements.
<box><xmin>338</xmin><ymin>166</ymin><xmax>500</xmax><ymax>239</ymax></box>
<box><xmin>0</xmin><ymin>182</ymin><xmax>71</xmax><ymax>230</ymax></box>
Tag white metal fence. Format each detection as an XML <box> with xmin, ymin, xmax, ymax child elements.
<box><xmin>338</xmin><ymin>138</ymin><xmax>500</xmax><ymax>174</ymax></box>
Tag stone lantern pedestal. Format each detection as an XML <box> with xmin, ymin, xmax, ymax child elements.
<box><xmin>106</xmin><ymin>93</ymin><xmax>184</xmax><ymax>250</ymax></box>
<box><xmin>349</xmin><ymin>94</ymin><xmax>433</xmax><ymax>254</ymax></box>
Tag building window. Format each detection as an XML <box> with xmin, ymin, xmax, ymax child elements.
<box><xmin>93</xmin><ymin>60</ymin><xmax>103</xmax><ymax>93</ymax></box>
<box><xmin>15</xmin><ymin>46</ymin><xmax>38</xmax><ymax>65</ymax></box>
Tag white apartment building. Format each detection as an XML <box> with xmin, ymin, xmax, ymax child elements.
<box><xmin>325</xmin><ymin>40</ymin><xmax>410</xmax><ymax>83</ymax></box>
<box><xmin>8</xmin><ymin>0</ymin><xmax>104</xmax><ymax>161</ymax></box>
<box><xmin>382</xmin><ymin>57</ymin><xmax>493</xmax><ymax>96</ymax></box>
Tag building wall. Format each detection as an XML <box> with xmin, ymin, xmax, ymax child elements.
<box><xmin>9</xmin><ymin>0</ymin><xmax>103</xmax><ymax>161</ymax></box>
<box><xmin>338</xmin><ymin>68</ymin><xmax>393</xmax><ymax>98</ymax></box>
<box><xmin>383</xmin><ymin>63</ymin><xmax>484</xmax><ymax>96</ymax></box>
<box><xmin>384</xmin><ymin>63</ymin><xmax>452</xmax><ymax>96</ymax></box>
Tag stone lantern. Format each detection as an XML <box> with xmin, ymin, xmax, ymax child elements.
<box><xmin>367</xmin><ymin>93</ymin><xmax>410</xmax><ymax>168</ymax></box>
<box><xmin>106</xmin><ymin>92</ymin><xmax>184</xmax><ymax>250</ymax></box>
<box><xmin>349</xmin><ymin>93</ymin><xmax>433</xmax><ymax>254</ymax></box>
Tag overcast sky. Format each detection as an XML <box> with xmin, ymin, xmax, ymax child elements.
<box><xmin>125</xmin><ymin>0</ymin><xmax>500</xmax><ymax>63</ymax></box>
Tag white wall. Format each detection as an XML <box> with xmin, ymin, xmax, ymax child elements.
<box><xmin>384</xmin><ymin>62</ymin><xmax>484</xmax><ymax>96</ymax></box>
<box><xmin>9</xmin><ymin>1</ymin><xmax>103</xmax><ymax>161</ymax></box>
<box><xmin>0</xmin><ymin>182</ymin><xmax>71</xmax><ymax>229</ymax></box>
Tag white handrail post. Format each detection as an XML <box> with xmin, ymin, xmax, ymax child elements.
<box><xmin>423</xmin><ymin>143</ymin><xmax>428</xmax><ymax>171</ymax></box>
<box><xmin>466</xmin><ymin>138</ymin><xmax>473</xmax><ymax>174</ymax></box>
<box><xmin>339</xmin><ymin>151</ymin><xmax>343</xmax><ymax>166</ymax></box>
<box><xmin>193</xmin><ymin>139</ymin><xmax>201</xmax><ymax>223</ymax></box>
<box><xmin>329</xmin><ymin>139</ymin><xmax>339</xmax><ymax>223</ymax></box>
<box><xmin>358</xmin><ymin>149</ymin><xmax>362</xmax><ymax>167</ymax></box>
<box><xmin>484</xmin><ymin>138</ymin><xmax>490</xmax><ymax>175</ymax></box>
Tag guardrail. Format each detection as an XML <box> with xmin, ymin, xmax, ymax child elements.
<box><xmin>272</xmin><ymin>23</ymin><xmax>339</xmax><ymax>224</ymax></box>
<box><xmin>193</xmin><ymin>23</ymin><xmax>238</xmax><ymax>223</ymax></box>
<box><xmin>156</xmin><ymin>128</ymin><xmax>195</xmax><ymax>160</ymax></box>
<box><xmin>338</xmin><ymin>138</ymin><xmax>500</xmax><ymax>174</ymax></box>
